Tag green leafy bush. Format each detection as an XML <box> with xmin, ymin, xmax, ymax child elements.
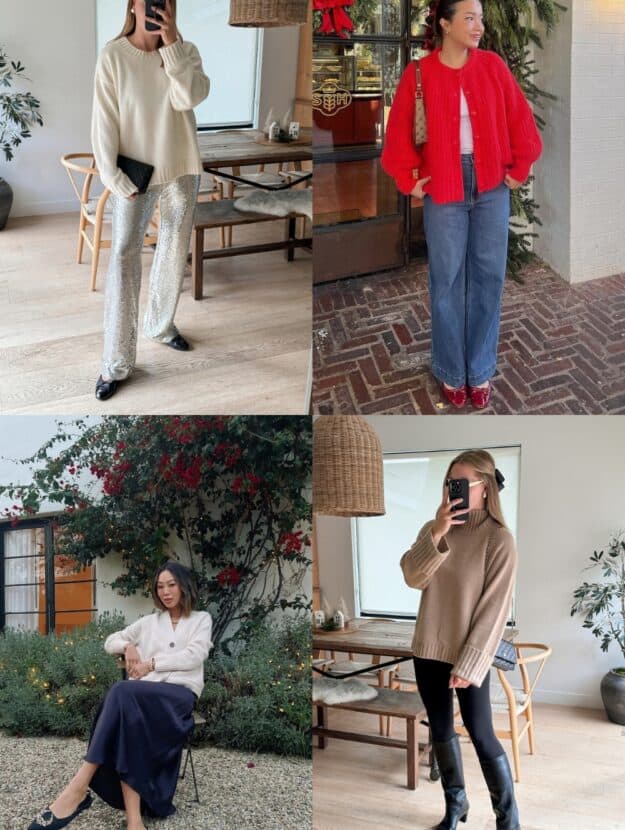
<box><xmin>0</xmin><ymin>612</ymin><xmax>124</xmax><ymax>737</ymax></box>
<box><xmin>197</xmin><ymin>618</ymin><xmax>312</xmax><ymax>758</ymax></box>
<box><xmin>0</xmin><ymin>613</ymin><xmax>312</xmax><ymax>758</ymax></box>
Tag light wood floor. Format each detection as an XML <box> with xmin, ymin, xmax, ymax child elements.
<box><xmin>0</xmin><ymin>212</ymin><xmax>311</xmax><ymax>414</ymax></box>
<box><xmin>313</xmin><ymin>704</ymin><xmax>625</xmax><ymax>829</ymax></box>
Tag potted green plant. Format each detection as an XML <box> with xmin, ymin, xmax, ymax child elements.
<box><xmin>0</xmin><ymin>46</ymin><xmax>44</xmax><ymax>230</ymax></box>
<box><xmin>571</xmin><ymin>532</ymin><xmax>625</xmax><ymax>725</ymax></box>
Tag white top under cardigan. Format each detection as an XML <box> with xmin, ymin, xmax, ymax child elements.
<box><xmin>460</xmin><ymin>89</ymin><xmax>474</xmax><ymax>154</ymax></box>
<box><xmin>91</xmin><ymin>37</ymin><xmax>210</xmax><ymax>199</ymax></box>
<box><xmin>104</xmin><ymin>609</ymin><xmax>213</xmax><ymax>698</ymax></box>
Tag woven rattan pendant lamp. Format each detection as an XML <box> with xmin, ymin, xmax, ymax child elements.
<box><xmin>229</xmin><ymin>0</ymin><xmax>308</xmax><ymax>26</ymax></box>
<box><xmin>313</xmin><ymin>416</ymin><xmax>385</xmax><ymax>517</ymax></box>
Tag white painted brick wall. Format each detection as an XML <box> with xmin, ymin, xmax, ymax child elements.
<box><xmin>537</xmin><ymin>0</ymin><xmax>625</xmax><ymax>283</ymax></box>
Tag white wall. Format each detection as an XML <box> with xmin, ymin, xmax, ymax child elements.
<box><xmin>533</xmin><ymin>5</ymin><xmax>572</xmax><ymax>281</ymax></box>
<box><xmin>535</xmin><ymin>0</ymin><xmax>625</xmax><ymax>283</ymax></box>
<box><xmin>0</xmin><ymin>0</ymin><xmax>300</xmax><ymax>218</ymax></box>
<box><xmin>316</xmin><ymin>415</ymin><xmax>625</xmax><ymax>709</ymax></box>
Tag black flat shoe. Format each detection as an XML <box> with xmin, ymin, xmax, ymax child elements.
<box><xmin>28</xmin><ymin>791</ymin><xmax>93</xmax><ymax>830</ymax></box>
<box><xmin>95</xmin><ymin>375</ymin><xmax>120</xmax><ymax>401</ymax></box>
<box><xmin>165</xmin><ymin>334</ymin><xmax>190</xmax><ymax>351</ymax></box>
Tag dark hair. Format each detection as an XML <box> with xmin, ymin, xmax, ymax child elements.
<box><xmin>152</xmin><ymin>560</ymin><xmax>198</xmax><ymax>616</ymax></box>
<box><xmin>435</xmin><ymin>0</ymin><xmax>468</xmax><ymax>38</ymax></box>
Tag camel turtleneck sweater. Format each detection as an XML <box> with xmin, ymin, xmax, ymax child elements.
<box><xmin>400</xmin><ymin>509</ymin><xmax>517</xmax><ymax>687</ymax></box>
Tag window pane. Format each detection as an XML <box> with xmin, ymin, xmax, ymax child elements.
<box><xmin>313</xmin><ymin>42</ymin><xmax>402</xmax><ymax>226</ymax></box>
<box><xmin>354</xmin><ymin>447</ymin><xmax>520</xmax><ymax>618</ymax></box>
<box><xmin>96</xmin><ymin>0</ymin><xmax>260</xmax><ymax>127</ymax></box>
<box><xmin>3</xmin><ymin>528</ymin><xmax>46</xmax><ymax>631</ymax></box>
<box><xmin>410</xmin><ymin>1</ymin><xmax>430</xmax><ymax>38</ymax></box>
<box><xmin>352</xmin><ymin>0</ymin><xmax>402</xmax><ymax>36</ymax></box>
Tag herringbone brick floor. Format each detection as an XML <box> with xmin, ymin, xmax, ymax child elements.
<box><xmin>312</xmin><ymin>259</ymin><xmax>625</xmax><ymax>415</ymax></box>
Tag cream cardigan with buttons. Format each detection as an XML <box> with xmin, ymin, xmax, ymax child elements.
<box><xmin>104</xmin><ymin>609</ymin><xmax>213</xmax><ymax>698</ymax></box>
<box><xmin>91</xmin><ymin>37</ymin><xmax>210</xmax><ymax>199</ymax></box>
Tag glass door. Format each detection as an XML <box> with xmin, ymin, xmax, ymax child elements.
<box><xmin>313</xmin><ymin>0</ymin><xmax>429</xmax><ymax>282</ymax></box>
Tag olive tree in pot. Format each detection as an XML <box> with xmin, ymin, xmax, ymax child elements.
<box><xmin>571</xmin><ymin>532</ymin><xmax>625</xmax><ymax>725</ymax></box>
<box><xmin>0</xmin><ymin>47</ymin><xmax>44</xmax><ymax>230</ymax></box>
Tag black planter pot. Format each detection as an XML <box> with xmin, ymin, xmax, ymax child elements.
<box><xmin>600</xmin><ymin>669</ymin><xmax>625</xmax><ymax>725</ymax></box>
<box><xmin>0</xmin><ymin>177</ymin><xmax>13</xmax><ymax>230</ymax></box>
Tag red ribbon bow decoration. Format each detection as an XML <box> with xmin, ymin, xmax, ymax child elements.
<box><xmin>314</xmin><ymin>0</ymin><xmax>354</xmax><ymax>39</ymax></box>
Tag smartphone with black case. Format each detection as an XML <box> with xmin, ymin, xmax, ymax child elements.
<box><xmin>447</xmin><ymin>478</ymin><xmax>469</xmax><ymax>523</ymax></box>
<box><xmin>145</xmin><ymin>0</ymin><xmax>166</xmax><ymax>32</ymax></box>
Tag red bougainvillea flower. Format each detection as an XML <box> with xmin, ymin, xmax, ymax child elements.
<box><xmin>217</xmin><ymin>566</ymin><xmax>242</xmax><ymax>587</ymax></box>
<box><xmin>279</xmin><ymin>530</ymin><xmax>304</xmax><ymax>556</ymax></box>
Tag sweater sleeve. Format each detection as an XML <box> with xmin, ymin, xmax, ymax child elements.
<box><xmin>103</xmin><ymin>617</ymin><xmax>147</xmax><ymax>656</ymax></box>
<box><xmin>494</xmin><ymin>54</ymin><xmax>542</xmax><ymax>184</ymax></box>
<box><xmin>159</xmin><ymin>40</ymin><xmax>210</xmax><ymax>112</ymax></box>
<box><xmin>381</xmin><ymin>62</ymin><xmax>423</xmax><ymax>196</ymax></box>
<box><xmin>153</xmin><ymin>612</ymin><xmax>213</xmax><ymax>672</ymax></box>
<box><xmin>400</xmin><ymin>521</ymin><xmax>450</xmax><ymax>590</ymax></box>
<box><xmin>91</xmin><ymin>51</ymin><xmax>138</xmax><ymax>199</ymax></box>
<box><xmin>451</xmin><ymin>527</ymin><xmax>517</xmax><ymax>686</ymax></box>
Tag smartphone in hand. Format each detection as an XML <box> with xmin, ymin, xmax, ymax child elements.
<box><xmin>145</xmin><ymin>0</ymin><xmax>166</xmax><ymax>32</ymax></box>
<box><xmin>447</xmin><ymin>478</ymin><xmax>470</xmax><ymax>523</ymax></box>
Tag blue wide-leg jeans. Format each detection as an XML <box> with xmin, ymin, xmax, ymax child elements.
<box><xmin>423</xmin><ymin>155</ymin><xmax>511</xmax><ymax>388</ymax></box>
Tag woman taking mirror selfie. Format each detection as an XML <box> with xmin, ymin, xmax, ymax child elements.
<box><xmin>27</xmin><ymin>561</ymin><xmax>213</xmax><ymax>830</ymax></box>
<box><xmin>400</xmin><ymin>450</ymin><xmax>519</xmax><ymax>830</ymax></box>
<box><xmin>382</xmin><ymin>0</ymin><xmax>542</xmax><ymax>411</ymax></box>
<box><xmin>91</xmin><ymin>0</ymin><xmax>209</xmax><ymax>401</ymax></box>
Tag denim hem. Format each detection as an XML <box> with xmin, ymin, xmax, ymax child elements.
<box><xmin>431</xmin><ymin>364</ymin><xmax>466</xmax><ymax>388</ymax></box>
<box><xmin>467</xmin><ymin>366</ymin><xmax>496</xmax><ymax>387</ymax></box>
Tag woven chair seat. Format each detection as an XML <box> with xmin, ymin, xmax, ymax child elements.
<box><xmin>82</xmin><ymin>198</ymin><xmax>112</xmax><ymax>222</ymax></box>
<box><xmin>490</xmin><ymin>683</ymin><xmax>529</xmax><ymax>715</ymax></box>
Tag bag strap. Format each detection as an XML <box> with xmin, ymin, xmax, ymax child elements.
<box><xmin>414</xmin><ymin>59</ymin><xmax>424</xmax><ymax>101</ymax></box>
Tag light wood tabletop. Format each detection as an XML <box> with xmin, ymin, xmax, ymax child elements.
<box><xmin>313</xmin><ymin>618</ymin><xmax>415</xmax><ymax>658</ymax></box>
<box><xmin>198</xmin><ymin>128</ymin><xmax>312</xmax><ymax>169</ymax></box>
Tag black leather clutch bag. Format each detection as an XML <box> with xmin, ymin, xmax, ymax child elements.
<box><xmin>117</xmin><ymin>154</ymin><xmax>155</xmax><ymax>194</ymax></box>
<box><xmin>493</xmin><ymin>639</ymin><xmax>516</xmax><ymax>672</ymax></box>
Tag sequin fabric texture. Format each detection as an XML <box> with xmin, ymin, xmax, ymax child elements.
<box><xmin>101</xmin><ymin>173</ymin><xmax>200</xmax><ymax>380</ymax></box>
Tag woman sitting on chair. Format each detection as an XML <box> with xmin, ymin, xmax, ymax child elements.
<box><xmin>27</xmin><ymin>561</ymin><xmax>213</xmax><ymax>830</ymax></box>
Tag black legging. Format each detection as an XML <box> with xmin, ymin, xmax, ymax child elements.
<box><xmin>414</xmin><ymin>657</ymin><xmax>504</xmax><ymax>762</ymax></box>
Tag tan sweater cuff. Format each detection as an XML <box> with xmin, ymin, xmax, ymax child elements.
<box><xmin>400</xmin><ymin>530</ymin><xmax>450</xmax><ymax>588</ymax></box>
<box><xmin>451</xmin><ymin>644</ymin><xmax>493</xmax><ymax>687</ymax></box>
<box><xmin>159</xmin><ymin>38</ymin><xmax>186</xmax><ymax>71</ymax></box>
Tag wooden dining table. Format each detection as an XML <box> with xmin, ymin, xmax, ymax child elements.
<box><xmin>197</xmin><ymin>128</ymin><xmax>312</xmax><ymax>189</ymax></box>
<box><xmin>313</xmin><ymin>618</ymin><xmax>415</xmax><ymax>677</ymax></box>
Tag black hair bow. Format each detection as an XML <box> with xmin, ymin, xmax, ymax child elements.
<box><xmin>495</xmin><ymin>468</ymin><xmax>505</xmax><ymax>492</ymax></box>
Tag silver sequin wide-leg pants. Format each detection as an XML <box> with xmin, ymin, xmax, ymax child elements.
<box><xmin>101</xmin><ymin>173</ymin><xmax>200</xmax><ymax>381</ymax></box>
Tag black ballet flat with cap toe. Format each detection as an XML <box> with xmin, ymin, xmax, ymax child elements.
<box><xmin>165</xmin><ymin>334</ymin><xmax>191</xmax><ymax>351</ymax></box>
<box><xmin>95</xmin><ymin>375</ymin><xmax>121</xmax><ymax>401</ymax></box>
<box><xmin>27</xmin><ymin>791</ymin><xmax>93</xmax><ymax>830</ymax></box>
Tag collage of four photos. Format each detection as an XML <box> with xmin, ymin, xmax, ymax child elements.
<box><xmin>1</xmin><ymin>0</ymin><xmax>624</xmax><ymax>828</ymax></box>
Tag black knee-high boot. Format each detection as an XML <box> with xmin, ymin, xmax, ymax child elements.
<box><xmin>432</xmin><ymin>736</ymin><xmax>470</xmax><ymax>830</ymax></box>
<box><xmin>479</xmin><ymin>753</ymin><xmax>520</xmax><ymax>830</ymax></box>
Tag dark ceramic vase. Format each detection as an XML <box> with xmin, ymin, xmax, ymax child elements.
<box><xmin>0</xmin><ymin>177</ymin><xmax>13</xmax><ymax>230</ymax></box>
<box><xmin>600</xmin><ymin>669</ymin><xmax>625</xmax><ymax>725</ymax></box>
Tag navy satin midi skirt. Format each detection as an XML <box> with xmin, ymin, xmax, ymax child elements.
<box><xmin>85</xmin><ymin>680</ymin><xmax>195</xmax><ymax>817</ymax></box>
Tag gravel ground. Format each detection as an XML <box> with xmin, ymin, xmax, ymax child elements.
<box><xmin>0</xmin><ymin>733</ymin><xmax>312</xmax><ymax>830</ymax></box>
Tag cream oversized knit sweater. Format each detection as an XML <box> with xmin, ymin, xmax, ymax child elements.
<box><xmin>104</xmin><ymin>609</ymin><xmax>213</xmax><ymax>698</ymax></box>
<box><xmin>91</xmin><ymin>37</ymin><xmax>209</xmax><ymax>199</ymax></box>
<box><xmin>400</xmin><ymin>510</ymin><xmax>517</xmax><ymax>687</ymax></box>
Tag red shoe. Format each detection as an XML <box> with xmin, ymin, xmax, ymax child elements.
<box><xmin>469</xmin><ymin>382</ymin><xmax>491</xmax><ymax>409</ymax></box>
<box><xmin>440</xmin><ymin>382</ymin><xmax>468</xmax><ymax>408</ymax></box>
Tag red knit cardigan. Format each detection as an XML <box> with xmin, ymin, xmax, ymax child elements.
<box><xmin>381</xmin><ymin>48</ymin><xmax>543</xmax><ymax>204</ymax></box>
